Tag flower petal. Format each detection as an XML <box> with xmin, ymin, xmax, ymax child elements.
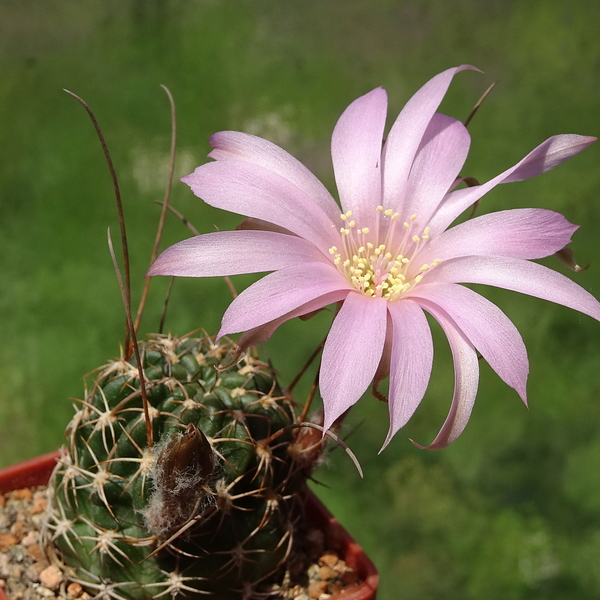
<box><xmin>382</xmin><ymin>65</ymin><xmax>477</xmax><ymax>212</ymax></box>
<box><xmin>411</xmin><ymin>303</ymin><xmax>480</xmax><ymax>449</ymax></box>
<box><xmin>181</xmin><ymin>160</ymin><xmax>338</xmax><ymax>251</ymax></box>
<box><xmin>148</xmin><ymin>230</ymin><xmax>328</xmax><ymax>277</ymax></box>
<box><xmin>428</xmin><ymin>134</ymin><xmax>597</xmax><ymax>236</ymax></box>
<box><xmin>403</xmin><ymin>114</ymin><xmax>471</xmax><ymax>224</ymax></box>
<box><xmin>331</xmin><ymin>87</ymin><xmax>388</xmax><ymax>220</ymax></box>
<box><xmin>218</xmin><ymin>261</ymin><xmax>351</xmax><ymax>336</ymax></box>
<box><xmin>409</xmin><ymin>283</ymin><xmax>528</xmax><ymax>402</ymax></box>
<box><xmin>428</xmin><ymin>255</ymin><xmax>600</xmax><ymax>322</ymax></box>
<box><xmin>418</xmin><ymin>208</ymin><xmax>578</xmax><ymax>267</ymax></box>
<box><xmin>381</xmin><ymin>299</ymin><xmax>434</xmax><ymax>450</ymax></box>
<box><xmin>208</xmin><ymin>131</ymin><xmax>341</xmax><ymax>222</ymax></box>
<box><xmin>321</xmin><ymin>293</ymin><xmax>388</xmax><ymax>432</ymax></box>
<box><xmin>236</xmin><ymin>290</ymin><xmax>349</xmax><ymax>352</ymax></box>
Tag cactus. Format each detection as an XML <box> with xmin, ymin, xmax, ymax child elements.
<box><xmin>43</xmin><ymin>332</ymin><xmax>325</xmax><ymax>600</ymax></box>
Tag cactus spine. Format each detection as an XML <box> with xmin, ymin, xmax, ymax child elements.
<box><xmin>44</xmin><ymin>333</ymin><xmax>324</xmax><ymax>599</ymax></box>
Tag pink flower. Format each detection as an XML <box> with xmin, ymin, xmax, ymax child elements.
<box><xmin>149</xmin><ymin>66</ymin><xmax>599</xmax><ymax>449</ymax></box>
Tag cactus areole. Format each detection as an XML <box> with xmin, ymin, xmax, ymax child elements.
<box><xmin>43</xmin><ymin>333</ymin><xmax>329</xmax><ymax>599</ymax></box>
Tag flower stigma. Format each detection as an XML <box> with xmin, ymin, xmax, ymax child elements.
<box><xmin>328</xmin><ymin>207</ymin><xmax>441</xmax><ymax>300</ymax></box>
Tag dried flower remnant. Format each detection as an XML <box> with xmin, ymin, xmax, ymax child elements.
<box><xmin>149</xmin><ymin>66</ymin><xmax>599</xmax><ymax>449</ymax></box>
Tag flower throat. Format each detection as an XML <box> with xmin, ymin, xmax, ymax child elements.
<box><xmin>328</xmin><ymin>207</ymin><xmax>440</xmax><ymax>301</ymax></box>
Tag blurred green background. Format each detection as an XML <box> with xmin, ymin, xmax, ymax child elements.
<box><xmin>2</xmin><ymin>1</ymin><xmax>600</xmax><ymax>598</ymax></box>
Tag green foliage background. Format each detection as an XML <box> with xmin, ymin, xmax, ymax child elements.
<box><xmin>1</xmin><ymin>1</ymin><xmax>600</xmax><ymax>598</ymax></box>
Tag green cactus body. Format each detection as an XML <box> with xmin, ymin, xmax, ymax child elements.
<box><xmin>44</xmin><ymin>333</ymin><xmax>320</xmax><ymax>599</ymax></box>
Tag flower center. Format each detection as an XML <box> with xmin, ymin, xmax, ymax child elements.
<box><xmin>328</xmin><ymin>207</ymin><xmax>440</xmax><ymax>301</ymax></box>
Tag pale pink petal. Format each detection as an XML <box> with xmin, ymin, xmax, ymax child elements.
<box><xmin>181</xmin><ymin>161</ymin><xmax>337</xmax><ymax>251</ymax></box>
<box><xmin>381</xmin><ymin>299</ymin><xmax>434</xmax><ymax>450</ymax></box>
<box><xmin>321</xmin><ymin>293</ymin><xmax>388</xmax><ymax>432</ymax></box>
<box><xmin>418</xmin><ymin>209</ymin><xmax>578</xmax><ymax>267</ymax></box>
<box><xmin>208</xmin><ymin>131</ymin><xmax>341</xmax><ymax>222</ymax></box>
<box><xmin>428</xmin><ymin>134</ymin><xmax>597</xmax><ymax>236</ymax></box>
<box><xmin>382</xmin><ymin>65</ymin><xmax>477</xmax><ymax>212</ymax></box>
<box><xmin>331</xmin><ymin>87</ymin><xmax>387</xmax><ymax>220</ymax></box>
<box><xmin>501</xmin><ymin>134</ymin><xmax>597</xmax><ymax>183</ymax></box>
<box><xmin>428</xmin><ymin>256</ymin><xmax>600</xmax><ymax>322</ymax></box>
<box><xmin>403</xmin><ymin>114</ymin><xmax>471</xmax><ymax>224</ymax></box>
<box><xmin>218</xmin><ymin>262</ymin><xmax>351</xmax><ymax>337</ymax></box>
<box><xmin>147</xmin><ymin>231</ymin><xmax>328</xmax><ymax>277</ymax></box>
<box><xmin>411</xmin><ymin>303</ymin><xmax>480</xmax><ymax>449</ymax></box>
<box><xmin>236</xmin><ymin>290</ymin><xmax>348</xmax><ymax>351</ymax></box>
<box><xmin>409</xmin><ymin>283</ymin><xmax>528</xmax><ymax>402</ymax></box>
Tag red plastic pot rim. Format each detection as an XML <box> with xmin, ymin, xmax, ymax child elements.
<box><xmin>0</xmin><ymin>452</ymin><xmax>378</xmax><ymax>600</ymax></box>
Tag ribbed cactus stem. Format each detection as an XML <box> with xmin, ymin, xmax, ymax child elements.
<box><xmin>43</xmin><ymin>333</ymin><xmax>326</xmax><ymax>599</ymax></box>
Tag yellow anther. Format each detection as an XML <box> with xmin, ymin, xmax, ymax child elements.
<box><xmin>331</xmin><ymin>205</ymin><xmax>439</xmax><ymax>301</ymax></box>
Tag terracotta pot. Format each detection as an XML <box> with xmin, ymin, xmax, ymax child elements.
<box><xmin>0</xmin><ymin>452</ymin><xmax>378</xmax><ymax>600</ymax></box>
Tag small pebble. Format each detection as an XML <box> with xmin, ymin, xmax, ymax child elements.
<box><xmin>10</xmin><ymin>517</ymin><xmax>25</xmax><ymax>538</ymax></box>
<box><xmin>21</xmin><ymin>531</ymin><xmax>39</xmax><ymax>546</ymax></box>
<box><xmin>40</xmin><ymin>564</ymin><xmax>63</xmax><ymax>590</ymax></box>
<box><xmin>0</xmin><ymin>532</ymin><xmax>19</xmax><ymax>550</ymax></box>
<box><xmin>26</xmin><ymin>542</ymin><xmax>45</xmax><ymax>561</ymax></box>
<box><xmin>318</xmin><ymin>552</ymin><xmax>338</xmax><ymax>568</ymax></box>
<box><xmin>307</xmin><ymin>580</ymin><xmax>328</xmax><ymax>598</ymax></box>
<box><xmin>31</xmin><ymin>492</ymin><xmax>48</xmax><ymax>515</ymax></box>
<box><xmin>67</xmin><ymin>581</ymin><xmax>84</xmax><ymax>598</ymax></box>
<box><xmin>318</xmin><ymin>565</ymin><xmax>336</xmax><ymax>581</ymax></box>
<box><xmin>11</xmin><ymin>489</ymin><xmax>32</xmax><ymax>501</ymax></box>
